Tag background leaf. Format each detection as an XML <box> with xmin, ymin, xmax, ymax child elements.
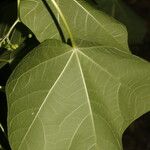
<box><xmin>0</xmin><ymin>2</ymin><xmax>26</xmax><ymax>69</ymax></box>
<box><xmin>0</xmin><ymin>2</ymin><xmax>25</xmax><ymax>46</ymax></box>
<box><xmin>19</xmin><ymin>0</ymin><xmax>61</xmax><ymax>42</ymax></box>
<box><xmin>19</xmin><ymin>0</ymin><xmax>130</xmax><ymax>53</ymax></box>
<box><xmin>94</xmin><ymin>0</ymin><xmax>146</xmax><ymax>44</ymax></box>
<box><xmin>6</xmin><ymin>40</ymin><xmax>150</xmax><ymax>150</ymax></box>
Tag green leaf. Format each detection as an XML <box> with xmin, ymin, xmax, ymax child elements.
<box><xmin>19</xmin><ymin>0</ymin><xmax>130</xmax><ymax>53</ymax></box>
<box><xmin>19</xmin><ymin>0</ymin><xmax>60</xmax><ymax>42</ymax></box>
<box><xmin>0</xmin><ymin>2</ymin><xmax>25</xmax><ymax>46</ymax></box>
<box><xmin>0</xmin><ymin>52</ymin><xmax>11</xmax><ymax>69</ymax></box>
<box><xmin>6</xmin><ymin>40</ymin><xmax>150</xmax><ymax>150</ymax></box>
<box><xmin>0</xmin><ymin>2</ymin><xmax>26</xmax><ymax>69</ymax></box>
<box><xmin>94</xmin><ymin>0</ymin><xmax>146</xmax><ymax>44</ymax></box>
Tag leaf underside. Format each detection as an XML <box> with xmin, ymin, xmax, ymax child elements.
<box><xmin>6</xmin><ymin>40</ymin><xmax>150</xmax><ymax>150</ymax></box>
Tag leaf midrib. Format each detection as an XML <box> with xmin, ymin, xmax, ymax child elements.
<box><xmin>15</xmin><ymin>47</ymin><xmax>126</xmax><ymax>149</ymax></box>
<box><xmin>17</xmin><ymin>49</ymin><xmax>99</xmax><ymax>149</ymax></box>
<box><xmin>17</xmin><ymin>51</ymin><xmax>74</xmax><ymax>150</ymax></box>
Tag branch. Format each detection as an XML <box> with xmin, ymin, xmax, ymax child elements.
<box><xmin>0</xmin><ymin>19</ymin><xmax>20</xmax><ymax>48</ymax></box>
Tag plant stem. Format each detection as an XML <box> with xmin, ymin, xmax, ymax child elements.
<box><xmin>0</xmin><ymin>124</ymin><xmax>4</xmax><ymax>133</ymax></box>
<box><xmin>0</xmin><ymin>19</ymin><xmax>20</xmax><ymax>46</ymax></box>
<box><xmin>17</xmin><ymin>0</ymin><xmax>21</xmax><ymax>20</ymax></box>
<box><xmin>0</xmin><ymin>59</ymin><xmax>10</xmax><ymax>63</ymax></box>
<box><xmin>17</xmin><ymin>0</ymin><xmax>20</xmax><ymax>9</ymax></box>
<box><xmin>51</xmin><ymin>0</ymin><xmax>76</xmax><ymax>48</ymax></box>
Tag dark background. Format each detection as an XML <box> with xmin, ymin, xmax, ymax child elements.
<box><xmin>121</xmin><ymin>1</ymin><xmax>150</xmax><ymax>150</ymax></box>
<box><xmin>0</xmin><ymin>0</ymin><xmax>150</xmax><ymax>150</ymax></box>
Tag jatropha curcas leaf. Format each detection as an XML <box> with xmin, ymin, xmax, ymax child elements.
<box><xmin>19</xmin><ymin>0</ymin><xmax>130</xmax><ymax>53</ymax></box>
<box><xmin>6</xmin><ymin>40</ymin><xmax>150</xmax><ymax>150</ymax></box>
<box><xmin>94</xmin><ymin>0</ymin><xmax>146</xmax><ymax>44</ymax></box>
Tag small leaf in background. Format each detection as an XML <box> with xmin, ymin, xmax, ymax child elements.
<box><xmin>0</xmin><ymin>52</ymin><xmax>11</xmax><ymax>70</ymax></box>
<box><xmin>19</xmin><ymin>0</ymin><xmax>130</xmax><ymax>53</ymax></box>
<box><xmin>94</xmin><ymin>0</ymin><xmax>146</xmax><ymax>44</ymax></box>
<box><xmin>0</xmin><ymin>2</ymin><xmax>26</xmax><ymax>46</ymax></box>
<box><xmin>0</xmin><ymin>2</ymin><xmax>26</xmax><ymax>69</ymax></box>
<box><xmin>6</xmin><ymin>40</ymin><xmax>150</xmax><ymax>150</ymax></box>
<box><xmin>19</xmin><ymin>0</ymin><xmax>61</xmax><ymax>42</ymax></box>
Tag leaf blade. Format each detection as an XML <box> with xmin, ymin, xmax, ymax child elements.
<box><xmin>95</xmin><ymin>0</ymin><xmax>146</xmax><ymax>44</ymax></box>
<box><xmin>19</xmin><ymin>0</ymin><xmax>130</xmax><ymax>52</ymax></box>
<box><xmin>6</xmin><ymin>40</ymin><xmax>150</xmax><ymax>150</ymax></box>
<box><xmin>19</xmin><ymin>0</ymin><xmax>60</xmax><ymax>42</ymax></box>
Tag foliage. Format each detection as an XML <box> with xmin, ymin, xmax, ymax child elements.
<box><xmin>0</xmin><ymin>0</ymin><xmax>149</xmax><ymax>150</ymax></box>
<box><xmin>0</xmin><ymin>2</ymin><xmax>26</xmax><ymax>70</ymax></box>
<box><xmin>93</xmin><ymin>0</ymin><xmax>146</xmax><ymax>44</ymax></box>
